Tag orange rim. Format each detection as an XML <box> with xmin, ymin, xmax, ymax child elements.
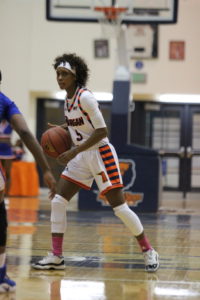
<box><xmin>94</xmin><ymin>6</ymin><xmax>127</xmax><ymax>20</ymax></box>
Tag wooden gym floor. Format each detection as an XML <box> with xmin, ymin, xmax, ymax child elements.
<box><xmin>3</xmin><ymin>193</ymin><xmax>200</xmax><ymax>300</ymax></box>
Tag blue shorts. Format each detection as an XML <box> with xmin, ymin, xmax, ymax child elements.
<box><xmin>0</xmin><ymin>143</ymin><xmax>15</xmax><ymax>159</ymax></box>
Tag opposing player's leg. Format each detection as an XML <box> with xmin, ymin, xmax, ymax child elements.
<box><xmin>105</xmin><ymin>188</ymin><xmax>159</xmax><ymax>272</ymax></box>
<box><xmin>32</xmin><ymin>178</ymin><xmax>80</xmax><ymax>270</ymax></box>
<box><xmin>0</xmin><ymin>187</ymin><xmax>16</xmax><ymax>292</ymax></box>
<box><xmin>1</xmin><ymin>159</ymin><xmax>13</xmax><ymax>195</ymax></box>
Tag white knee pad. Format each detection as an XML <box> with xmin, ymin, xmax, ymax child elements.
<box><xmin>51</xmin><ymin>194</ymin><xmax>68</xmax><ymax>233</ymax></box>
<box><xmin>113</xmin><ymin>203</ymin><xmax>143</xmax><ymax>236</ymax></box>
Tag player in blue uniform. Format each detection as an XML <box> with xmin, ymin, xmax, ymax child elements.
<box><xmin>0</xmin><ymin>70</ymin><xmax>56</xmax><ymax>293</ymax></box>
<box><xmin>0</xmin><ymin>120</ymin><xmax>15</xmax><ymax>195</ymax></box>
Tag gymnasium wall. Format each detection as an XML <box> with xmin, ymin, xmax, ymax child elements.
<box><xmin>0</xmin><ymin>0</ymin><xmax>199</xmax><ymax>158</ymax></box>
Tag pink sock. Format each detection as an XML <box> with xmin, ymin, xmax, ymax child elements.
<box><xmin>52</xmin><ymin>236</ymin><xmax>63</xmax><ymax>256</ymax></box>
<box><xmin>137</xmin><ymin>236</ymin><xmax>152</xmax><ymax>252</ymax></box>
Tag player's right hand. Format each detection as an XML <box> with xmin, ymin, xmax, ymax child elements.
<box><xmin>56</xmin><ymin>147</ymin><xmax>78</xmax><ymax>166</ymax></box>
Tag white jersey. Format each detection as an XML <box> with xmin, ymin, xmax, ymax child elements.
<box><xmin>64</xmin><ymin>87</ymin><xmax>109</xmax><ymax>149</ymax></box>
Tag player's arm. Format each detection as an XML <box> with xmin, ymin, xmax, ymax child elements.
<box><xmin>76</xmin><ymin>127</ymin><xmax>108</xmax><ymax>153</ymax></box>
<box><xmin>10</xmin><ymin>114</ymin><xmax>56</xmax><ymax>197</ymax></box>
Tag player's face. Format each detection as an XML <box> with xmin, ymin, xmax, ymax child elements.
<box><xmin>56</xmin><ymin>67</ymin><xmax>76</xmax><ymax>90</ymax></box>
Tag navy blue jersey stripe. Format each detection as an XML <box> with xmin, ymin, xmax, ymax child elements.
<box><xmin>100</xmin><ymin>149</ymin><xmax>112</xmax><ymax>155</ymax></box>
<box><xmin>99</xmin><ymin>145</ymin><xmax>108</xmax><ymax>150</ymax></box>
<box><xmin>102</xmin><ymin>155</ymin><xmax>113</xmax><ymax>161</ymax></box>
<box><xmin>107</xmin><ymin>168</ymin><xmax>118</xmax><ymax>174</ymax></box>
<box><xmin>104</xmin><ymin>162</ymin><xmax>116</xmax><ymax>168</ymax></box>
<box><xmin>110</xmin><ymin>175</ymin><xmax>120</xmax><ymax>180</ymax></box>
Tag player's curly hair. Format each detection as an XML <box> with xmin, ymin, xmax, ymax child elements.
<box><xmin>53</xmin><ymin>53</ymin><xmax>89</xmax><ymax>86</ymax></box>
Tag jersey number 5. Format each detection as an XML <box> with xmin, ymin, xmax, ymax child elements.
<box><xmin>75</xmin><ymin>129</ymin><xmax>83</xmax><ymax>141</ymax></box>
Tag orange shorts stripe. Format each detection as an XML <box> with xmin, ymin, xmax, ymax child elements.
<box><xmin>99</xmin><ymin>145</ymin><xmax>122</xmax><ymax>185</ymax></box>
<box><xmin>99</xmin><ymin>145</ymin><xmax>110</xmax><ymax>152</ymax></box>
<box><xmin>104</xmin><ymin>158</ymin><xmax>115</xmax><ymax>165</ymax></box>
<box><xmin>101</xmin><ymin>153</ymin><xmax>112</xmax><ymax>159</ymax></box>
<box><xmin>106</xmin><ymin>165</ymin><xmax>117</xmax><ymax>171</ymax></box>
<box><xmin>108</xmin><ymin>171</ymin><xmax>120</xmax><ymax>177</ymax></box>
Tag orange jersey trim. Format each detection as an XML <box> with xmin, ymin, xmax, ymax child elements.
<box><xmin>61</xmin><ymin>174</ymin><xmax>90</xmax><ymax>190</ymax></box>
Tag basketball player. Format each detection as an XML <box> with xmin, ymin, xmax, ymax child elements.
<box><xmin>0</xmin><ymin>69</ymin><xmax>56</xmax><ymax>292</ymax></box>
<box><xmin>32</xmin><ymin>53</ymin><xmax>159</xmax><ymax>272</ymax></box>
<box><xmin>0</xmin><ymin>120</ymin><xmax>15</xmax><ymax>195</ymax></box>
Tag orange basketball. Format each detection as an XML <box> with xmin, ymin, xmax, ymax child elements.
<box><xmin>41</xmin><ymin>126</ymin><xmax>72</xmax><ymax>158</ymax></box>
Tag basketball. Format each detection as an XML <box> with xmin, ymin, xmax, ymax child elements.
<box><xmin>41</xmin><ymin>126</ymin><xmax>72</xmax><ymax>158</ymax></box>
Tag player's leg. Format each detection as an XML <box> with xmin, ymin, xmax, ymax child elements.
<box><xmin>0</xmin><ymin>187</ymin><xmax>16</xmax><ymax>292</ymax></box>
<box><xmin>32</xmin><ymin>178</ymin><xmax>80</xmax><ymax>270</ymax></box>
<box><xmin>105</xmin><ymin>187</ymin><xmax>159</xmax><ymax>272</ymax></box>
<box><xmin>1</xmin><ymin>159</ymin><xmax>12</xmax><ymax>195</ymax></box>
<box><xmin>94</xmin><ymin>145</ymin><xmax>159</xmax><ymax>272</ymax></box>
<box><xmin>50</xmin><ymin>178</ymin><xmax>80</xmax><ymax>259</ymax></box>
<box><xmin>32</xmin><ymin>153</ymin><xmax>93</xmax><ymax>270</ymax></box>
<box><xmin>32</xmin><ymin>156</ymin><xmax>88</xmax><ymax>270</ymax></box>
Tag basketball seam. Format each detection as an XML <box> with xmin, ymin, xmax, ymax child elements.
<box><xmin>54</xmin><ymin>128</ymin><xmax>71</xmax><ymax>151</ymax></box>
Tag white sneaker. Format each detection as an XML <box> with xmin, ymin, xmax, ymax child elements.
<box><xmin>32</xmin><ymin>252</ymin><xmax>65</xmax><ymax>270</ymax></box>
<box><xmin>143</xmin><ymin>249</ymin><xmax>159</xmax><ymax>272</ymax></box>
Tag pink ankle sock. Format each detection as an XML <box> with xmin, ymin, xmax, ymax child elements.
<box><xmin>52</xmin><ymin>236</ymin><xmax>63</xmax><ymax>256</ymax></box>
<box><xmin>137</xmin><ymin>236</ymin><xmax>152</xmax><ymax>252</ymax></box>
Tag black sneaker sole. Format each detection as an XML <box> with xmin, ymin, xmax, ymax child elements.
<box><xmin>31</xmin><ymin>263</ymin><xmax>65</xmax><ymax>270</ymax></box>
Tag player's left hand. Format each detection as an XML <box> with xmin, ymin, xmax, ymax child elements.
<box><xmin>47</xmin><ymin>122</ymin><xmax>58</xmax><ymax>128</ymax></box>
<box><xmin>43</xmin><ymin>170</ymin><xmax>57</xmax><ymax>199</ymax></box>
<box><xmin>57</xmin><ymin>148</ymin><xmax>78</xmax><ymax>165</ymax></box>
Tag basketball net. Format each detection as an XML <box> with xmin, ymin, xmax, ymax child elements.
<box><xmin>94</xmin><ymin>7</ymin><xmax>127</xmax><ymax>38</ymax></box>
<box><xmin>94</xmin><ymin>6</ymin><xmax>130</xmax><ymax>73</ymax></box>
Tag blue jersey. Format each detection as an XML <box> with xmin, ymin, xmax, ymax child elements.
<box><xmin>0</xmin><ymin>92</ymin><xmax>21</xmax><ymax>122</ymax></box>
<box><xmin>0</xmin><ymin>120</ymin><xmax>13</xmax><ymax>138</ymax></box>
<box><xmin>0</xmin><ymin>92</ymin><xmax>21</xmax><ymax>159</ymax></box>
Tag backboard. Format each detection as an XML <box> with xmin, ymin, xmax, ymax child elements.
<box><xmin>46</xmin><ymin>0</ymin><xmax>178</xmax><ymax>24</ymax></box>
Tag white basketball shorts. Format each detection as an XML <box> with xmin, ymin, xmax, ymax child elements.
<box><xmin>61</xmin><ymin>143</ymin><xmax>123</xmax><ymax>195</ymax></box>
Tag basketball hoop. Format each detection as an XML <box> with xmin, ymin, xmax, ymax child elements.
<box><xmin>94</xmin><ymin>6</ymin><xmax>127</xmax><ymax>38</ymax></box>
<box><xmin>94</xmin><ymin>7</ymin><xmax>127</xmax><ymax>21</ymax></box>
